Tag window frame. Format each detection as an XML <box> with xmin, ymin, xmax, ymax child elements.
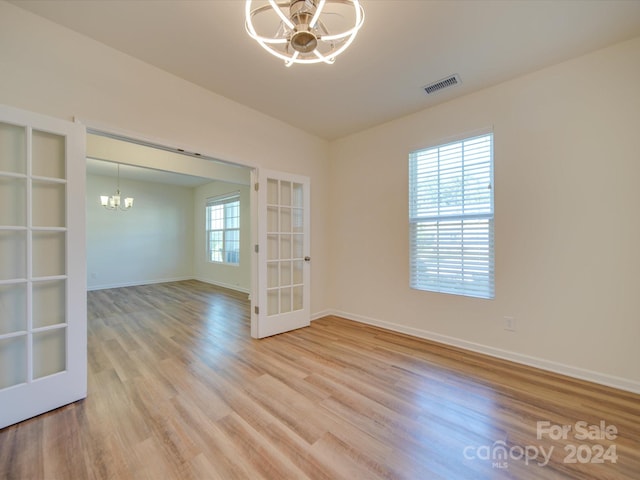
<box><xmin>205</xmin><ymin>192</ymin><xmax>241</xmax><ymax>266</ymax></box>
<box><xmin>408</xmin><ymin>131</ymin><xmax>495</xmax><ymax>299</ymax></box>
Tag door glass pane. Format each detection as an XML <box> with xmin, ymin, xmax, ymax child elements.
<box><xmin>0</xmin><ymin>283</ymin><xmax>27</xmax><ymax>334</ymax></box>
<box><xmin>280</xmin><ymin>207</ymin><xmax>291</xmax><ymax>233</ymax></box>
<box><xmin>292</xmin><ymin>285</ymin><xmax>303</xmax><ymax>311</ymax></box>
<box><xmin>292</xmin><ymin>260</ymin><xmax>303</xmax><ymax>285</ymax></box>
<box><xmin>292</xmin><ymin>183</ymin><xmax>303</xmax><ymax>208</ymax></box>
<box><xmin>32</xmin><ymin>181</ymin><xmax>66</xmax><ymax>228</ymax></box>
<box><xmin>33</xmin><ymin>280</ymin><xmax>66</xmax><ymax>328</ymax></box>
<box><xmin>32</xmin><ymin>231</ymin><xmax>66</xmax><ymax>277</ymax></box>
<box><xmin>280</xmin><ymin>181</ymin><xmax>291</xmax><ymax>206</ymax></box>
<box><xmin>0</xmin><ymin>177</ymin><xmax>26</xmax><ymax>226</ymax></box>
<box><xmin>32</xmin><ymin>130</ymin><xmax>65</xmax><ymax>179</ymax></box>
<box><xmin>267</xmin><ymin>234</ymin><xmax>279</xmax><ymax>261</ymax></box>
<box><xmin>0</xmin><ymin>122</ymin><xmax>26</xmax><ymax>174</ymax></box>
<box><xmin>267</xmin><ymin>262</ymin><xmax>279</xmax><ymax>288</ymax></box>
<box><xmin>292</xmin><ymin>207</ymin><xmax>303</xmax><ymax>233</ymax></box>
<box><xmin>280</xmin><ymin>261</ymin><xmax>291</xmax><ymax>287</ymax></box>
<box><xmin>280</xmin><ymin>287</ymin><xmax>292</xmax><ymax>313</ymax></box>
<box><xmin>267</xmin><ymin>289</ymin><xmax>279</xmax><ymax>316</ymax></box>
<box><xmin>267</xmin><ymin>178</ymin><xmax>278</xmax><ymax>205</ymax></box>
<box><xmin>280</xmin><ymin>235</ymin><xmax>291</xmax><ymax>260</ymax></box>
<box><xmin>33</xmin><ymin>328</ymin><xmax>66</xmax><ymax>379</ymax></box>
<box><xmin>0</xmin><ymin>230</ymin><xmax>27</xmax><ymax>280</ymax></box>
<box><xmin>293</xmin><ymin>234</ymin><xmax>303</xmax><ymax>259</ymax></box>
<box><xmin>0</xmin><ymin>335</ymin><xmax>27</xmax><ymax>389</ymax></box>
<box><xmin>267</xmin><ymin>206</ymin><xmax>278</xmax><ymax>232</ymax></box>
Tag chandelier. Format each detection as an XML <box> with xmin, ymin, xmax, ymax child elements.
<box><xmin>100</xmin><ymin>163</ymin><xmax>134</xmax><ymax>211</ymax></box>
<box><xmin>245</xmin><ymin>0</ymin><xmax>365</xmax><ymax>67</ymax></box>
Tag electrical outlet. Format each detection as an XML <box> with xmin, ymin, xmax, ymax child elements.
<box><xmin>504</xmin><ymin>316</ymin><xmax>517</xmax><ymax>332</ymax></box>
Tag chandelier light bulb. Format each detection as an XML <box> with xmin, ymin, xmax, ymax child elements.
<box><xmin>245</xmin><ymin>0</ymin><xmax>364</xmax><ymax>66</ymax></box>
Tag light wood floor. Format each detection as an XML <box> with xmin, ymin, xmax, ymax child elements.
<box><xmin>1</xmin><ymin>280</ymin><xmax>638</xmax><ymax>479</ymax></box>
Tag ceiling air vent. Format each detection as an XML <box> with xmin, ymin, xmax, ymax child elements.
<box><xmin>423</xmin><ymin>74</ymin><xmax>461</xmax><ymax>95</ymax></box>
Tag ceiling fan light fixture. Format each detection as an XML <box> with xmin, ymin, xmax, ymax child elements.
<box><xmin>245</xmin><ymin>0</ymin><xmax>364</xmax><ymax>67</ymax></box>
<box><xmin>291</xmin><ymin>26</ymin><xmax>318</xmax><ymax>53</ymax></box>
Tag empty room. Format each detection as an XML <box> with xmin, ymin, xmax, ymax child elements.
<box><xmin>1</xmin><ymin>1</ymin><xmax>639</xmax><ymax>479</ymax></box>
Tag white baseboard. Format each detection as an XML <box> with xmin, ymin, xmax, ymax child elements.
<box><xmin>311</xmin><ymin>309</ymin><xmax>333</xmax><ymax>321</ymax></box>
<box><xmin>327</xmin><ymin>309</ymin><xmax>640</xmax><ymax>395</ymax></box>
<box><xmin>87</xmin><ymin>276</ymin><xmax>193</xmax><ymax>291</ymax></box>
<box><xmin>193</xmin><ymin>276</ymin><xmax>250</xmax><ymax>295</ymax></box>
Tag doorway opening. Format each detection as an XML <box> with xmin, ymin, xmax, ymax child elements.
<box><xmin>86</xmin><ymin>131</ymin><xmax>253</xmax><ymax>294</ymax></box>
<box><xmin>85</xmin><ymin>129</ymin><xmax>258</xmax><ymax>330</ymax></box>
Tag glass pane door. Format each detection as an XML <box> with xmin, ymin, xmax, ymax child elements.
<box><xmin>257</xmin><ymin>170</ymin><xmax>310</xmax><ymax>338</ymax></box>
<box><xmin>0</xmin><ymin>105</ymin><xmax>86</xmax><ymax>429</ymax></box>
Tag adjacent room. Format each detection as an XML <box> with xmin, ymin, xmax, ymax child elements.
<box><xmin>1</xmin><ymin>1</ymin><xmax>639</xmax><ymax>478</ymax></box>
<box><xmin>85</xmin><ymin>134</ymin><xmax>252</xmax><ymax>294</ymax></box>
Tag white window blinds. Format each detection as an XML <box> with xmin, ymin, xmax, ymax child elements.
<box><xmin>409</xmin><ymin>133</ymin><xmax>494</xmax><ymax>299</ymax></box>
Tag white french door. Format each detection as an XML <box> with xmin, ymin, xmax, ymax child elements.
<box><xmin>255</xmin><ymin>169</ymin><xmax>310</xmax><ymax>338</ymax></box>
<box><xmin>0</xmin><ymin>105</ymin><xmax>86</xmax><ymax>429</ymax></box>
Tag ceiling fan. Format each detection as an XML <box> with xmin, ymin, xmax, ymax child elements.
<box><xmin>245</xmin><ymin>0</ymin><xmax>365</xmax><ymax>67</ymax></box>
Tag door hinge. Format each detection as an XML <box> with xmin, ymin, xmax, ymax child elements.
<box><xmin>254</xmin><ymin>306</ymin><xmax>259</xmax><ymax>315</ymax></box>
<box><xmin>254</xmin><ymin>244</ymin><xmax>259</xmax><ymax>253</ymax></box>
<box><xmin>254</xmin><ymin>182</ymin><xmax>259</xmax><ymax>191</ymax></box>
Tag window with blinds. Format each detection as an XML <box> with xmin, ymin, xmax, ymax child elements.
<box><xmin>206</xmin><ymin>193</ymin><xmax>240</xmax><ymax>265</ymax></box>
<box><xmin>409</xmin><ymin>132</ymin><xmax>494</xmax><ymax>299</ymax></box>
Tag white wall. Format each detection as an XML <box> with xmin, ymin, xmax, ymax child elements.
<box><xmin>0</xmin><ymin>1</ymin><xmax>330</xmax><ymax>315</ymax></box>
<box><xmin>87</xmin><ymin>174</ymin><xmax>194</xmax><ymax>289</ymax></box>
<box><xmin>328</xmin><ymin>36</ymin><xmax>640</xmax><ymax>392</ymax></box>
<box><xmin>194</xmin><ymin>181</ymin><xmax>252</xmax><ymax>293</ymax></box>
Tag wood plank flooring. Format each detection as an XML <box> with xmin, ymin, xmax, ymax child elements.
<box><xmin>1</xmin><ymin>280</ymin><xmax>638</xmax><ymax>479</ymax></box>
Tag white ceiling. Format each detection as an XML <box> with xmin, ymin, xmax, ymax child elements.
<box><xmin>11</xmin><ymin>0</ymin><xmax>640</xmax><ymax>140</ymax></box>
